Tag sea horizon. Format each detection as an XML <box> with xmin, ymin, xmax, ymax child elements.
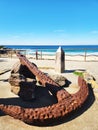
<box><xmin>3</xmin><ymin>44</ymin><xmax>98</xmax><ymax>56</ymax></box>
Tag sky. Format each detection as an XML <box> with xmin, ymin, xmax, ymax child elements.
<box><xmin>0</xmin><ymin>0</ymin><xmax>98</xmax><ymax>45</ymax></box>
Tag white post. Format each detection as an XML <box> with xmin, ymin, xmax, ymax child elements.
<box><xmin>55</xmin><ymin>46</ymin><xmax>65</xmax><ymax>73</ymax></box>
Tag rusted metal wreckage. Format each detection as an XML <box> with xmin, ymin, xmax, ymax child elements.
<box><xmin>0</xmin><ymin>53</ymin><xmax>89</xmax><ymax>125</ymax></box>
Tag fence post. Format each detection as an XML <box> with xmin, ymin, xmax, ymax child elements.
<box><xmin>84</xmin><ymin>49</ymin><xmax>87</xmax><ymax>62</ymax></box>
<box><xmin>36</xmin><ymin>50</ymin><xmax>38</xmax><ymax>60</ymax></box>
<box><xmin>41</xmin><ymin>50</ymin><xmax>42</xmax><ymax>60</ymax></box>
<box><xmin>11</xmin><ymin>50</ymin><xmax>12</xmax><ymax>58</ymax></box>
<box><xmin>25</xmin><ymin>50</ymin><xmax>26</xmax><ymax>56</ymax></box>
<box><xmin>55</xmin><ymin>46</ymin><xmax>65</xmax><ymax>73</ymax></box>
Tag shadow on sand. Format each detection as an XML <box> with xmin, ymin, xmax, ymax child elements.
<box><xmin>0</xmin><ymin>83</ymin><xmax>95</xmax><ymax>127</ymax></box>
<box><xmin>64</xmin><ymin>69</ymin><xmax>86</xmax><ymax>73</ymax></box>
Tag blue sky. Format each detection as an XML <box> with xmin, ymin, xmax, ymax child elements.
<box><xmin>0</xmin><ymin>0</ymin><xmax>98</xmax><ymax>45</ymax></box>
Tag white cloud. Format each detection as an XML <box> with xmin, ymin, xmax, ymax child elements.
<box><xmin>53</xmin><ymin>29</ymin><xmax>65</xmax><ymax>33</ymax></box>
<box><xmin>90</xmin><ymin>30</ymin><xmax>98</xmax><ymax>34</ymax></box>
<box><xmin>1</xmin><ymin>31</ymin><xmax>98</xmax><ymax>45</ymax></box>
<box><xmin>1</xmin><ymin>37</ymin><xmax>98</xmax><ymax>46</ymax></box>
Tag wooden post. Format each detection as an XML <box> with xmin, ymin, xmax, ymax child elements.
<box><xmin>84</xmin><ymin>50</ymin><xmax>87</xmax><ymax>62</ymax></box>
<box><xmin>25</xmin><ymin>50</ymin><xmax>26</xmax><ymax>56</ymax></box>
<box><xmin>41</xmin><ymin>50</ymin><xmax>42</xmax><ymax>60</ymax></box>
<box><xmin>11</xmin><ymin>50</ymin><xmax>13</xmax><ymax>58</ymax></box>
<box><xmin>36</xmin><ymin>50</ymin><xmax>38</xmax><ymax>60</ymax></box>
<box><xmin>0</xmin><ymin>50</ymin><xmax>1</xmax><ymax>58</ymax></box>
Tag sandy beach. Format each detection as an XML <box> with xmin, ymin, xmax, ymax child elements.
<box><xmin>0</xmin><ymin>56</ymin><xmax>98</xmax><ymax>130</ymax></box>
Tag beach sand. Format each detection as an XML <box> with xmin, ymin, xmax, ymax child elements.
<box><xmin>0</xmin><ymin>56</ymin><xmax>98</xmax><ymax>130</ymax></box>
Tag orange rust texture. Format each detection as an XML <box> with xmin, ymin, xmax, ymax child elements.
<box><xmin>0</xmin><ymin>53</ymin><xmax>89</xmax><ymax>125</ymax></box>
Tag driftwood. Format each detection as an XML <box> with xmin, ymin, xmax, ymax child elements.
<box><xmin>0</xmin><ymin>53</ymin><xmax>89</xmax><ymax>125</ymax></box>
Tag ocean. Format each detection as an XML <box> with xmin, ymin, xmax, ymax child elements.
<box><xmin>5</xmin><ymin>45</ymin><xmax>98</xmax><ymax>56</ymax></box>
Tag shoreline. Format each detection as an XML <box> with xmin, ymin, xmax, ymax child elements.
<box><xmin>1</xmin><ymin>45</ymin><xmax>98</xmax><ymax>61</ymax></box>
<box><xmin>0</xmin><ymin>52</ymin><xmax>98</xmax><ymax>61</ymax></box>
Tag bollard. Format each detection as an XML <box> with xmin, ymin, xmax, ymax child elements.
<box><xmin>55</xmin><ymin>46</ymin><xmax>65</xmax><ymax>73</ymax></box>
<box><xmin>36</xmin><ymin>50</ymin><xmax>38</xmax><ymax>60</ymax></box>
